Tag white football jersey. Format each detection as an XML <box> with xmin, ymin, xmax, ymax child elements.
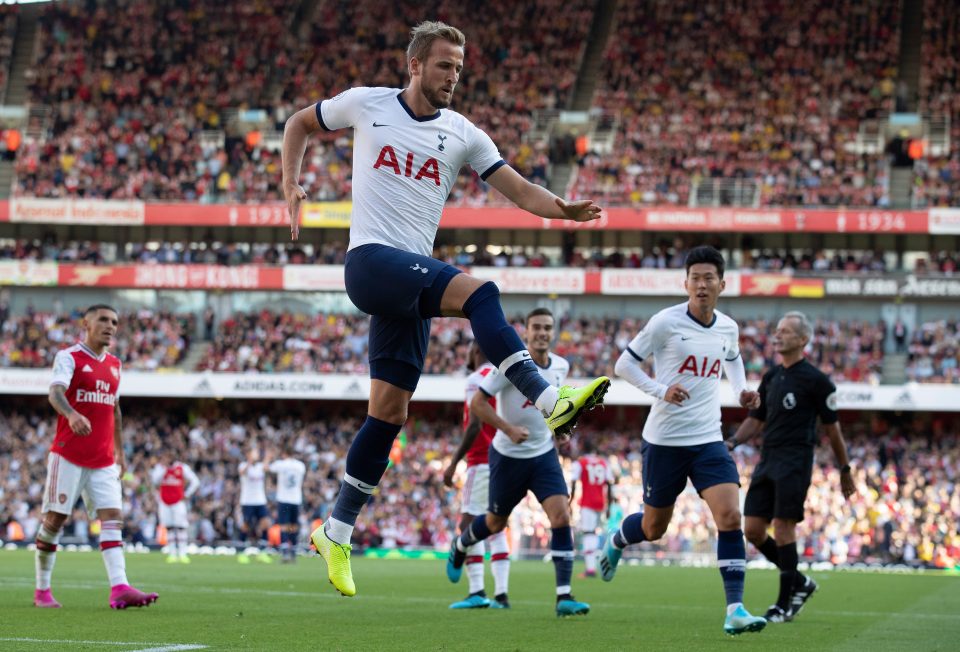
<box><xmin>479</xmin><ymin>352</ymin><xmax>569</xmax><ymax>459</ymax></box>
<box><xmin>269</xmin><ymin>458</ymin><xmax>307</xmax><ymax>505</ymax></box>
<box><xmin>626</xmin><ymin>302</ymin><xmax>741</xmax><ymax>446</ymax></box>
<box><xmin>238</xmin><ymin>461</ymin><xmax>267</xmax><ymax>506</ymax></box>
<box><xmin>318</xmin><ymin>86</ymin><xmax>505</xmax><ymax>257</ymax></box>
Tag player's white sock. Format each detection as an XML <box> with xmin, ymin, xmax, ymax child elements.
<box><xmin>535</xmin><ymin>386</ymin><xmax>560</xmax><ymax>414</ymax></box>
<box><xmin>35</xmin><ymin>524</ymin><xmax>61</xmax><ymax>590</ymax></box>
<box><xmin>325</xmin><ymin>517</ymin><xmax>353</xmax><ymax>545</ymax></box>
<box><xmin>176</xmin><ymin>528</ymin><xmax>189</xmax><ymax>557</ymax></box>
<box><xmin>100</xmin><ymin>520</ymin><xmax>128</xmax><ymax>587</ymax></box>
<box><xmin>466</xmin><ymin>542</ymin><xmax>485</xmax><ymax>594</ymax></box>
<box><xmin>583</xmin><ymin>533</ymin><xmax>599</xmax><ymax>573</ymax></box>
<box><xmin>488</xmin><ymin>530</ymin><xmax>510</xmax><ymax>596</ymax></box>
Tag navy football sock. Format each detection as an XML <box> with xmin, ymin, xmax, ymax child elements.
<box><xmin>613</xmin><ymin>512</ymin><xmax>646</xmax><ymax>548</ymax></box>
<box><xmin>459</xmin><ymin>517</ymin><xmax>493</xmax><ymax>550</ymax></box>
<box><xmin>462</xmin><ymin>282</ymin><xmax>551</xmax><ymax>407</ymax></box>
<box><xmin>717</xmin><ymin>530</ymin><xmax>746</xmax><ymax>606</ymax></box>
<box><xmin>330</xmin><ymin>415</ymin><xmax>402</xmax><ymax>528</ymax></box>
<box><xmin>551</xmin><ymin>527</ymin><xmax>575</xmax><ymax>594</ymax></box>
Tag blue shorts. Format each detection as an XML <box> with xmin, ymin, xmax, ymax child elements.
<box><xmin>488</xmin><ymin>447</ymin><xmax>569</xmax><ymax>517</ymax></box>
<box><xmin>641</xmin><ymin>440</ymin><xmax>740</xmax><ymax>508</ymax></box>
<box><xmin>241</xmin><ymin>504</ymin><xmax>268</xmax><ymax>528</ymax></box>
<box><xmin>344</xmin><ymin>244</ymin><xmax>461</xmax><ymax>392</ymax></box>
<box><xmin>277</xmin><ymin>502</ymin><xmax>300</xmax><ymax>526</ymax></box>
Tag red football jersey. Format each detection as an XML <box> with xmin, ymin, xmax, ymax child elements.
<box><xmin>573</xmin><ymin>454</ymin><xmax>613</xmax><ymax>511</ymax></box>
<box><xmin>159</xmin><ymin>464</ymin><xmax>186</xmax><ymax>505</ymax></box>
<box><xmin>50</xmin><ymin>343</ymin><xmax>121</xmax><ymax>469</ymax></box>
<box><xmin>463</xmin><ymin>364</ymin><xmax>496</xmax><ymax>466</ymax></box>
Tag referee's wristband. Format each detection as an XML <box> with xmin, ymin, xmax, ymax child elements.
<box><xmin>840</xmin><ymin>464</ymin><xmax>851</xmax><ymax>474</ymax></box>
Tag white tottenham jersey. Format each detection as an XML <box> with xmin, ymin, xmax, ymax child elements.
<box><xmin>479</xmin><ymin>352</ymin><xmax>569</xmax><ymax>459</ymax></box>
<box><xmin>269</xmin><ymin>458</ymin><xmax>307</xmax><ymax>505</ymax></box>
<box><xmin>238</xmin><ymin>461</ymin><xmax>267</xmax><ymax>506</ymax></box>
<box><xmin>626</xmin><ymin>303</ymin><xmax>741</xmax><ymax>446</ymax></box>
<box><xmin>318</xmin><ymin>86</ymin><xmax>505</xmax><ymax>257</ymax></box>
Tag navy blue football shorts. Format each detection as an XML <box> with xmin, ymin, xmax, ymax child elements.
<box><xmin>488</xmin><ymin>446</ymin><xmax>569</xmax><ymax>517</ymax></box>
<box><xmin>276</xmin><ymin>502</ymin><xmax>300</xmax><ymax>526</ymax></box>
<box><xmin>344</xmin><ymin>243</ymin><xmax>461</xmax><ymax>392</ymax></box>
<box><xmin>640</xmin><ymin>440</ymin><xmax>740</xmax><ymax>508</ymax></box>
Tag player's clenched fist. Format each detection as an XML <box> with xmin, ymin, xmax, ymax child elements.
<box><xmin>505</xmin><ymin>425</ymin><xmax>529</xmax><ymax>444</ymax></box>
<box><xmin>662</xmin><ymin>384</ymin><xmax>690</xmax><ymax>405</ymax></box>
<box><xmin>739</xmin><ymin>390</ymin><xmax>761</xmax><ymax>410</ymax></box>
<box><xmin>68</xmin><ymin>411</ymin><xmax>92</xmax><ymax>436</ymax></box>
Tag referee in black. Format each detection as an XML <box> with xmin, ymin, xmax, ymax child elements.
<box><xmin>726</xmin><ymin>311</ymin><xmax>855</xmax><ymax>623</ymax></box>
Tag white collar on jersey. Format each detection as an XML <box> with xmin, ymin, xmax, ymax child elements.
<box><xmin>78</xmin><ymin>342</ymin><xmax>108</xmax><ymax>362</ymax></box>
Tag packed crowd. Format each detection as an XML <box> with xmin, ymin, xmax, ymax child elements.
<box><xmin>5</xmin><ymin>236</ymin><xmax>958</xmax><ymax>275</ymax></box>
<box><xmin>14</xmin><ymin>0</ymin><xmax>591</xmax><ymax>203</ymax></box>
<box><xmin>0</xmin><ymin>308</ymin><xmax>193</xmax><ymax>370</ymax></box>
<box><xmin>0</xmin><ymin>3</ymin><xmax>18</xmax><ymax>102</ymax></box>
<box><xmin>4</xmin><ymin>302</ymin><xmax>954</xmax><ymax>383</ymax></box>
<box><xmin>1</xmin><ymin>407</ymin><xmax>957</xmax><ymax>569</ymax></box>
<box><xmin>572</xmin><ymin>0</ymin><xmax>901</xmax><ymax>208</ymax></box>
<box><xmin>912</xmin><ymin>0</ymin><xmax>960</xmax><ymax>208</ymax></box>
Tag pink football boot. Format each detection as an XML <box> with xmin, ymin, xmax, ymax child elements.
<box><xmin>34</xmin><ymin>589</ymin><xmax>62</xmax><ymax>608</ymax></box>
<box><xmin>109</xmin><ymin>584</ymin><xmax>159</xmax><ymax>609</ymax></box>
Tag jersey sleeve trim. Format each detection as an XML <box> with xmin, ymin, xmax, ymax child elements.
<box><xmin>479</xmin><ymin>159</ymin><xmax>507</xmax><ymax>181</ymax></box>
<box><xmin>626</xmin><ymin>346</ymin><xmax>644</xmax><ymax>362</ymax></box>
<box><xmin>479</xmin><ymin>387</ymin><xmax>494</xmax><ymax>398</ymax></box>
<box><xmin>725</xmin><ymin>351</ymin><xmax>741</xmax><ymax>362</ymax></box>
<box><xmin>315</xmin><ymin>102</ymin><xmax>331</xmax><ymax>131</ymax></box>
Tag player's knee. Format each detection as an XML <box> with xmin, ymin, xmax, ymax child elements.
<box><xmin>771</xmin><ymin>519</ymin><xmax>797</xmax><ymax>543</ymax></box>
<box><xmin>643</xmin><ymin>521</ymin><xmax>668</xmax><ymax>541</ymax></box>
<box><xmin>486</xmin><ymin>514</ymin><xmax>508</xmax><ymax>533</ymax></box>
<box><xmin>716</xmin><ymin>507</ymin><xmax>742</xmax><ymax>531</ymax></box>
<box><xmin>461</xmin><ymin>280</ymin><xmax>500</xmax><ymax>317</ymax></box>
<box><xmin>743</xmin><ymin>523</ymin><xmax>767</xmax><ymax>545</ymax></box>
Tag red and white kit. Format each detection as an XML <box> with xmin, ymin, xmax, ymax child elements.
<box><xmin>151</xmin><ymin>462</ymin><xmax>200</xmax><ymax>529</ymax></box>
<box><xmin>460</xmin><ymin>363</ymin><xmax>497</xmax><ymax>516</ymax></box>
<box><xmin>43</xmin><ymin>343</ymin><xmax>123</xmax><ymax>516</ymax></box>
<box><xmin>571</xmin><ymin>454</ymin><xmax>614</xmax><ymax>533</ymax></box>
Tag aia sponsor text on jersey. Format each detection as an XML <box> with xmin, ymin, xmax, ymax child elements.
<box><xmin>373</xmin><ymin>145</ymin><xmax>441</xmax><ymax>186</ymax></box>
<box><xmin>678</xmin><ymin>356</ymin><xmax>722</xmax><ymax>378</ymax></box>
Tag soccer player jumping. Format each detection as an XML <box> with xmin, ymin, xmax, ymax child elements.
<box><xmin>35</xmin><ymin>305</ymin><xmax>158</xmax><ymax>609</ymax></box>
<box><xmin>600</xmin><ymin>247</ymin><xmax>767</xmax><ymax>636</ymax></box>
<box><xmin>282</xmin><ymin>21</ymin><xmax>610</xmax><ymax>597</ymax></box>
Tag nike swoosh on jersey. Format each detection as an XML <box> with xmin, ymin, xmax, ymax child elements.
<box><xmin>372</xmin><ymin>122</ymin><xmax>389</xmax><ymax>127</ymax></box>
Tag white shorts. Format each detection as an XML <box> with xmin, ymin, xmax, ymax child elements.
<box><xmin>461</xmin><ymin>464</ymin><xmax>490</xmax><ymax>515</ymax></box>
<box><xmin>579</xmin><ymin>507</ymin><xmax>603</xmax><ymax>534</ymax></box>
<box><xmin>42</xmin><ymin>452</ymin><xmax>122</xmax><ymax>517</ymax></box>
<box><xmin>158</xmin><ymin>501</ymin><xmax>189</xmax><ymax>529</ymax></box>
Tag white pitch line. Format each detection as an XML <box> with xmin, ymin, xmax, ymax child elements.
<box><xmin>0</xmin><ymin>638</ymin><xmax>208</xmax><ymax>650</ymax></box>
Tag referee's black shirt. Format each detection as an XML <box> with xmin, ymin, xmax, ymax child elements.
<box><xmin>749</xmin><ymin>358</ymin><xmax>838</xmax><ymax>449</ymax></box>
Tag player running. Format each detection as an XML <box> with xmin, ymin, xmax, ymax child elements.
<box><xmin>569</xmin><ymin>440</ymin><xmax>615</xmax><ymax>578</ymax></box>
<box><xmin>447</xmin><ymin>308</ymin><xmax>589</xmax><ymax>617</ymax></box>
<box><xmin>600</xmin><ymin>246</ymin><xmax>767</xmax><ymax>636</ymax></box>
<box><xmin>727</xmin><ymin>311</ymin><xmax>855</xmax><ymax>622</ymax></box>
<box><xmin>151</xmin><ymin>452</ymin><xmax>200</xmax><ymax>564</ymax></box>
<box><xmin>283</xmin><ymin>20</ymin><xmax>610</xmax><ymax>597</ymax></box>
<box><xmin>442</xmin><ymin>342</ymin><xmax>511</xmax><ymax>609</ymax></box>
<box><xmin>35</xmin><ymin>304</ymin><xmax>158</xmax><ymax>610</ymax></box>
<box><xmin>270</xmin><ymin>444</ymin><xmax>307</xmax><ymax>563</ymax></box>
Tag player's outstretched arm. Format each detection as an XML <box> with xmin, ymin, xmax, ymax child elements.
<box><xmin>48</xmin><ymin>384</ymin><xmax>91</xmax><ymax>436</ymax></box>
<box><xmin>443</xmin><ymin>415</ymin><xmax>483</xmax><ymax>487</ymax></box>
<box><xmin>824</xmin><ymin>423</ymin><xmax>856</xmax><ymax>499</ymax></box>
<box><xmin>614</xmin><ymin>349</ymin><xmax>668</xmax><ymax>400</ymax></box>
<box><xmin>281</xmin><ymin>105</ymin><xmax>323</xmax><ymax>241</ymax></box>
<box><xmin>485</xmin><ymin>165</ymin><xmax>602</xmax><ymax>222</ymax></box>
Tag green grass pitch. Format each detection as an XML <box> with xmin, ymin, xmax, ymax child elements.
<box><xmin>0</xmin><ymin>550</ymin><xmax>957</xmax><ymax>651</ymax></box>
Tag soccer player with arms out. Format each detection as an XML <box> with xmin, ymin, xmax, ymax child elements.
<box><xmin>447</xmin><ymin>308</ymin><xmax>589</xmax><ymax>617</ymax></box>
<box><xmin>726</xmin><ymin>311</ymin><xmax>855</xmax><ymax>622</ymax></box>
<box><xmin>442</xmin><ymin>342</ymin><xmax>511</xmax><ymax>609</ymax></box>
<box><xmin>600</xmin><ymin>247</ymin><xmax>767</xmax><ymax>635</ymax></box>
<box><xmin>282</xmin><ymin>21</ymin><xmax>610</xmax><ymax>596</ymax></box>
<box><xmin>151</xmin><ymin>451</ymin><xmax>200</xmax><ymax>564</ymax></box>
<box><xmin>569</xmin><ymin>439</ymin><xmax>615</xmax><ymax>578</ymax></box>
<box><xmin>35</xmin><ymin>304</ymin><xmax>157</xmax><ymax>609</ymax></box>
<box><xmin>270</xmin><ymin>444</ymin><xmax>307</xmax><ymax>563</ymax></box>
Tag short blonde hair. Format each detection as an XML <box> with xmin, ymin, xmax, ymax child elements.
<box><xmin>407</xmin><ymin>21</ymin><xmax>465</xmax><ymax>66</ymax></box>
